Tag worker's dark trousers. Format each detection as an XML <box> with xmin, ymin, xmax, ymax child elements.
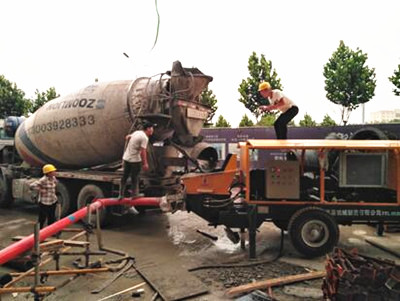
<box><xmin>274</xmin><ymin>106</ymin><xmax>299</xmax><ymax>139</ymax></box>
<box><xmin>38</xmin><ymin>203</ymin><xmax>56</xmax><ymax>229</ymax></box>
<box><xmin>120</xmin><ymin>161</ymin><xmax>142</xmax><ymax>198</ymax></box>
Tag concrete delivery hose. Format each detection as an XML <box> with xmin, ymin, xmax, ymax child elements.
<box><xmin>0</xmin><ymin>197</ymin><xmax>165</xmax><ymax>266</ymax></box>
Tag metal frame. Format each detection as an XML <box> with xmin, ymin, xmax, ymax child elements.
<box><xmin>240</xmin><ymin>139</ymin><xmax>400</xmax><ymax>207</ymax></box>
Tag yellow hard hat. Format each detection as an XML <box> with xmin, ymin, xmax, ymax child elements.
<box><xmin>43</xmin><ymin>164</ymin><xmax>57</xmax><ymax>174</ymax></box>
<box><xmin>258</xmin><ymin>81</ymin><xmax>271</xmax><ymax>91</ymax></box>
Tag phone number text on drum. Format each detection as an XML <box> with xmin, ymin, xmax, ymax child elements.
<box><xmin>29</xmin><ymin>115</ymin><xmax>95</xmax><ymax>134</ymax></box>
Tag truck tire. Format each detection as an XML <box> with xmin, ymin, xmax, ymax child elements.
<box><xmin>0</xmin><ymin>170</ymin><xmax>12</xmax><ymax>208</ymax></box>
<box><xmin>77</xmin><ymin>184</ymin><xmax>108</xmax><ymax>226</ymax></box>
<box><xmin>288</xmin><ymin>207</ymin><xmax>339</xmax><ymax>258</ymax></box>
<box><xmin>56</xmin><ymin>181</ymin><xmax>71</xmax><ymax>217</ymax></box>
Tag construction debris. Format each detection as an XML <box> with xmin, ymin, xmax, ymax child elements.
<box><xmin>226</xmin><ymin>270</ymin><xmax>325</xmax><ymax>298</ymax></box>
<box><xmin>235</xmin><ymin>289</ymin><xmax>276</xmax><ymax>301</ymax></box>
<box><xmin>323</xmin><ymin>247</ymin><xmax>400</xmax><ymax>300</ymax></box>
<box><xmin>97</xmin><ymin>282</ymin><xmax>146</xmax><ymax>301</ymax></box>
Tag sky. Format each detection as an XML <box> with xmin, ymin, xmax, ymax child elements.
<box><xmin>1</xmin><ymin>0</ymin><xmax>400</xmax><ymax>127</ymax></box>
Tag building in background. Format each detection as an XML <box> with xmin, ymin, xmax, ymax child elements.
<box><xmin>370</xmin><ymin>109</ymin><xmax>400</xmax><ymax>123</ymax></box>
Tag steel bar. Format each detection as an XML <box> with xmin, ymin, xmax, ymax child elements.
<box><xmin>4</xmin><ymin>231</ymin><xmax>86</xmax><ymax>287</ymax></box>
<box><xmin>10</xmin><ymin>267</ymin><xmax>109</xmax><ymax>277</ymax></box>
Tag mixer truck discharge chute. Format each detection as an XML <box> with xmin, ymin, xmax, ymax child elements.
<box><xmin>0</xmin><ymin>61</ymin><xmax>218</xmax><ymax>223</ymax></box>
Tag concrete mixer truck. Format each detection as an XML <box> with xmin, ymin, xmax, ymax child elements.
<box><xmin>0</xmin><ymin>61</ymin><xmax>218</xmax><ymax>224</ymax></box>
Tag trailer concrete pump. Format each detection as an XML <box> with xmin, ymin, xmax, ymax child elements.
<box><xmin>182</xmin><ymin>138</ymin><xmax>400</xmax><ymax>258</ymax></box>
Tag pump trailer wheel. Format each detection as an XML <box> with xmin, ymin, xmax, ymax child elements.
<box><xmin>288</xmin><ymin>207</ymin><xmax>339</xmax><ymax>258</ymax></box>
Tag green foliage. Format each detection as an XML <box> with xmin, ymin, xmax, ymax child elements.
<box><xmin>30</xmin><ymin>87</ymin><xmax>59</xmax><ymax>113</ymax></box>
<box><xmin>215</xmin><ymin>115</ymin><xmax>231</xmax><ymax>128</ymax></box>
<box><xmin>323</xmin><ymin>41</ymin><xmax>376</xmax><ymax>125</ymax></box>
<box><xmin>0</xmin><ymin>75</ymin><xmax>31</xmax><ymax>118</ymax></box>
<box><xmin>200</xmin><ymin>87</ymin><xmax>218</xmax><ymax>126</ymax></box>
<box><xmin>299</xmin><ymin>113</ymin><xmax>317</xmax><ymax>127</ymax></box>
<box><xmin>257</xmin><ymin>113</ymin><xmax>276</xmax><ymax>126</ymax></box>
<box><xmin>389</xmin><ymin>64</ymin><xmax>400</xmax><ymax>96</ymax></box>
<box><xmin>239</xmin><ymin>114</ymin><xmax>254</xmax><ymax>127</ymax></box>
<box><xmin>238</xmin><ymin>52</ymin><xmax>282</xmax><ymax>121</ymax></box>
<box><xmin>320</xmin><ymin>114</ymin><xmax>337</xmax><ymax>126</ymax></box>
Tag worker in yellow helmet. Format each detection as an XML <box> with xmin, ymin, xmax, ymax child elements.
<box><xmin>30</xmin><ymin>164</ymin><xmax>58</xmax><ymax>228</ymax></box>
<box><xmin>258</xmin><ymin>82</ymin><xmax>299</xmax><ymax>139</ymax></box>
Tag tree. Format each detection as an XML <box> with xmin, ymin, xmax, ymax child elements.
<box><xmin>30</xmin><ymin>87</ymin><xmax>59</xmax><ymax>113</ymax></box>
<box><xmin>320</xmin><ymin>114</ymin><xmax>337</xmax><ymax>126</ymax></box>
<box><xmin>0</xmin><ymin>75</ymin><xmax>31</xmax><ymax>118</ymax></box>
<box><xmin>215</xmin><ymin>115</ymin><xmax>231</xmax><ymax>128</ymax></box>
<box><xmin>299</xmin><ymin>113</ymin><xmax>317</xmax><ymax>127</ymax></box>
<box><xmin>200</xmin><ymin>87</ymin><xmax>218</xmax><ymax>127</ymax></box>
<box><xmin>323</xmin><ymin>41</ymin><xmax>376</xmax><ymax>125</ymax></box>
<box><xmin>257</xmin><ymin>114</ymin><xmax>276</xmax><ymax>126</ymax></box>
<box><xmin>238</xmin><ymin>52</ymin><xmax>283</xmax><ymax>121</ymax></box>
<box><xmin>389</xmin><ymin>64</ymin><xmax>400</xmax><ymax>96</ymax></box>
<box><xmin>239</xmin><ymin>114</ymin><xmax>254</xmax><ymax>127</ymax></box>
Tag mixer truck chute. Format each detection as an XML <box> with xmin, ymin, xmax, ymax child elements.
<box><xmin>0</xmin><ymin>61</ymin><xmax>218</xmax><ymax>223</ymax></box>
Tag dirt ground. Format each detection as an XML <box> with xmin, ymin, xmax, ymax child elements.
<box><xmin>1</xmin><ymin>202</ymin><xmax>400</xmax><ymax>301</ymax></box>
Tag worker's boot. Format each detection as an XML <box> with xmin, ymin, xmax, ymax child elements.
<box><xmin>127</xmin><ymin>206</ymin><xmax>139</xmax><ymax>215</ymax></box>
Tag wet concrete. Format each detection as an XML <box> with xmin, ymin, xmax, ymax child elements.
<box><xmin>0</xmin><ymin>202</ymin><xmax>399</xmax><ymax>300</ymax></box>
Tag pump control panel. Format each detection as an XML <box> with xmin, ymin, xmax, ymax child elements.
<box><xmin>266</xmin><ymin>160</ymin><xmax>299</xmax><ymax>199</ymax></box>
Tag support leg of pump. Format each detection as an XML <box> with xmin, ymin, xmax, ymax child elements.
<box><xmin>240</xmin><ymin>228</ymin><xmax>246</xmax><ymax>250</ymax></box>
<box><xmin>248</xmin><ymin>205</ymin><xmax>257</xmax><ymax>259</ymax></box>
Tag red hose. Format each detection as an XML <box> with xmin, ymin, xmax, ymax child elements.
<box><xmin>0</xmin><ymin>197</ymin><xmax>161</xmax><ymax>265</ymax></box>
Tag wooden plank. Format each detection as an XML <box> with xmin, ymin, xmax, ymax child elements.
<box><xmin>63</xmin><ymin>240</ymin><xmax>90</xmax><ymax>247</ymax></box>
<box><xmin>97</xmin><ymin>282</ymin><xmax>145</xmax><ymax>301</ymax></box>
<box><xmin>40</xmin><ymin>240</ymin><xmax>64</xmax><ymax>252</ymax></box>
<box><xmin>226</xmin><ymin>271</ymin><xmax>326</xmax><ymax>298</ymax></box>
<box><xmin>0</xmin><ymin>286</ymin><xmax>56</xmax><ymax>294</ymax></box>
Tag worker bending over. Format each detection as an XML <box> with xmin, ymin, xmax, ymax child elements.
<box><xmin>258</xmin><ymin>81</ymin><xmax>299</xmax><ymax>139</ymax></box>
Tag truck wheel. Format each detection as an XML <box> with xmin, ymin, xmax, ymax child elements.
<box><xmin>77</xmin><ymin>184</ymin><xmax>108</xmax><ymax>226</ymax></box>
<box><xmin>0</xmin><ymin>170</ymin><xmax>12</xmax><ymax>208</ymax></box>
<box><xmin>288</xmin><ymin>207</ymin><xmax>339</xmax><ymax>258</ymax></box>
<box><xmin>56</xmin><ymin>182</ymin><xmax>71</xmax><ymax>217</ymax></box>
